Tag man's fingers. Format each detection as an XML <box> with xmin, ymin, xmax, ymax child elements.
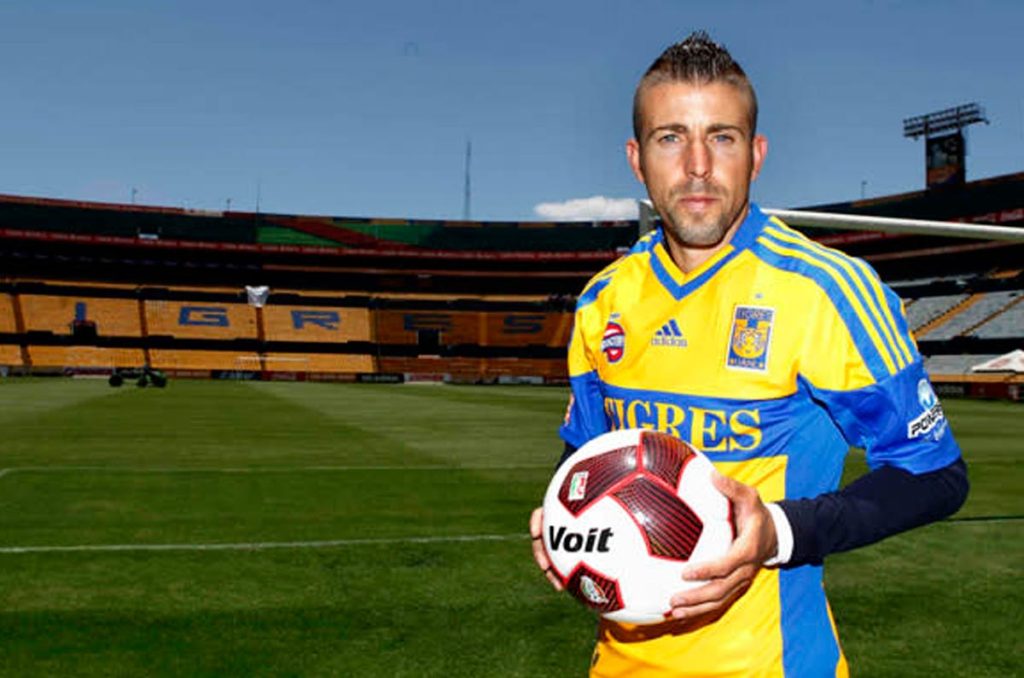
<box><xmin>683</xmin><ymin>553</ymin><xmax>742</xmax><ymax>581</ymax></box>
<box><xmin>532</xmin><ymin>534</ymin><xmax>564</xmax><ymax>591</ymax></box>
<box><xmin>530</xmin><ymin>508</ymin><xmax>549</xmax><ymax>568</ymax></box>
<box><xmin>669</xmin><ymin>575</ymin><xmax>752</xmax><ymax>619</ymax></box>
<box><xmin>671</xmin><ymin>567</ymin><xmax>755</xmax><ymax>608</ymax></box>
<box><xmin>529</xmin><ymin>506</ymin><xmax>564</xmax><ymax>591</ymax></box>
<box><xmin>529</xmin><ymin>507</ymin><xmax>544</xmax><ymax>538</ymax></box>
<box><xmin>544</xmin><ymin>569</ymin><xmax>565</xmax><ymax>591</ymax></box>
<box><xmin>683</xmin><ymin>527</ymin><xmax>759</xmax><ymax>580</ymax></box>
<box><xmin>710</xmin><ymin>470</ymin><xmax>746</xmax><ymax>498</ymax></box>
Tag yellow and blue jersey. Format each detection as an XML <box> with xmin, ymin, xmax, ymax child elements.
<box><xmin>560</xmin><ymin>204</ymin><xmax>960</xmax><ymax>677</ymax></box>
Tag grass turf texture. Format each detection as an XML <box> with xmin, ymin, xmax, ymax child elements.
<box><xmin>0</xmin><ymin>379</ymin><xmax>1020</xmax><ymax>676</ymax></box>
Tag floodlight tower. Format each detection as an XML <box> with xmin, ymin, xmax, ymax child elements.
<box><xmin>903</xmin><ymin>103</ymin><xmax>989</xmax><ymax>188</ymax></box>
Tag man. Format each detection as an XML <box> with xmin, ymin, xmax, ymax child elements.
<box><xmin>530</xmin><ymin>31</ymin><xmax>968</xmax><ymax>677</ymax></box>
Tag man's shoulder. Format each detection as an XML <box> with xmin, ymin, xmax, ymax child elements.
<box><xmin>749</xmin><ymin>215</ymin><xmax>891</xmax><ymax>296</ymax></box>
<box><xmin>575</xmin><ymin>231</ymin><xmax>660</xmax><ymax>310</ymax></box>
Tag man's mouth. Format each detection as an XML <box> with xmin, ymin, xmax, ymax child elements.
<box><xmin>678</xmin><ymin>195</ymin><xmax>718</xmax><ymax>210</ymax></box>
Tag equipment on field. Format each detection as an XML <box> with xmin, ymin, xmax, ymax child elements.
<box><xmin>541</xmin><ymin>428</ymin><xmax>734</xmax><ymax>624</ymax></box>
<box><xmin>109</xmin><ymin>366</ymin><xmax>168</xmax><ymax>388</ymax></box>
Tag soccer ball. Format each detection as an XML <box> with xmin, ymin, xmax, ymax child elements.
<box><xmin>541</xmin><ymin>428</ymin><xmax>734</xmax><ymax>624</ymax></box>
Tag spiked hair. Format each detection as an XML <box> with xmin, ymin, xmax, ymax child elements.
<box><xmin>632</xmin><ymin>31</ymin><xmax>758</xmax><ymax>140</ymax></box>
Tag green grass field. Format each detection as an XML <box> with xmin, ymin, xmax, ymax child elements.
<box><xmin>0</xmin><ymin>378</ymin><xmax>1020</xmax><ymax>676</ymax></box>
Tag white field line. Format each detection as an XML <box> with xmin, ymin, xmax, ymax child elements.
<box><xmin>0</xmin><ymin>533</ymin><xmax>529</xmax><ymax>555</ymax></box>
<box><xmin>0</xmin><ymin>464</ymin><xmax>551</xmax><ymax>475</ymax></box>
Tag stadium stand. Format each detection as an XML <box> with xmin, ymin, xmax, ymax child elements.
<box><xmin>28</xmin><ymin>346</ymin><xmax>145</xmax><ymax>368</ymax></box>
<box><xmin>0</xmin><ymin>344</ymin><xmax>23</xmax><ymax>366</ymax></box>
<box><xmin>145</xmin><ymin>301</ymin><xmax>257</xmax><ymax>340</ymax></box>
<box><xmin>263</xmin><ymin>353</ymin><xmax>375</xmax><ymax>373</ymax></box>
<box><xmin>968</xmin><ymin>293</ymin><xmax>1024</xmax><ymax>338</ymax></box>
<box><xmin>923</xmin><ymin>354</ymin><xmax>998</xmax><ymax>375</ymax></box>
<box><xmin>921</xmin><ymin>291</ymin><xmax>1019</xmax><ymax>340</ymax></box>
<box><xmin>148</xmin><ymin>349</ymin><xmax>260</xmax><ymax>371</ymax></box>
<box><xmin>904</xmin><ymin>294</ymin><xmax>970</xmax><ymax>333</ymax></box>
<box><xmin>19</xmin><ymin>295</ymin><xmax>142</xmax><ymax>336</ymax></box>
<box><xmin>0</xmin><ymin>293</ymin><xmax>18</xmax><ymax>333</ymax></box>
<box><xmin>0</xmin><ymin>173</ymin><xmax>1020</xmax><ymax>394</ymax></box>
<box><xmin>263</xmin><ymin>306</ymin><xmax>372</xmax><ymax>343</ymax></box>
<box><xmin>373</xmin><ymin>309</ymin><xmax>572</xmax><ymax>348</ymax></box>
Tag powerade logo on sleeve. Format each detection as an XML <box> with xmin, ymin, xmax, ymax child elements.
<box><xmin>601</xmin><ymin>314</ymin><xmax>626</xmax><ymax>364</ymax></box>
<box><xmin>907</xmin><ymin>378</ymin><xmax>947</xmax><ymax>441</ymax></box>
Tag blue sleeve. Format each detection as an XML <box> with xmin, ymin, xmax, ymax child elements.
<box><xmin>558</xmin><ymin>371</ymin><xmax>609</xmax><ymax>451</ymax></box>
<box><xmin>805</xmin><ymin>359</ymin><xmax>961</xmax><ymax>474</ymax></box>
<box><xmin>786</xmin><ymin>358</ymin><xmax>968</xmax><ymax>566</ymax></box>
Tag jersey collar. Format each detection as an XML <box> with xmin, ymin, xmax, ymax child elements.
<box><xmin>648</xmin><ymin>202</ymin><xmax>769</xmax><ymax>300</ymax></box>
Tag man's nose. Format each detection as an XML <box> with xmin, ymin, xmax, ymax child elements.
<box><xmin>685</xmin><ymin>140</ymin><xmax>711</xmax><ymax>178</ymax></box>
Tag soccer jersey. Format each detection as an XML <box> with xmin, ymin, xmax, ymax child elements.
<box><xmin>559</xmin><ymin>204</ymin><xmax>961</xmax><ymax>678</ymax></box>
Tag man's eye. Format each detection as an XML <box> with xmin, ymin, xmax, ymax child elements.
<box><xmin>658</xmin><ymin>133</ymin><xmax>679</xmax><ymax>144</ymax></box>
<box><xmin>712</xmin><ymin>134</ymin><xmax>735</xmax><ymax>144</ymax></box>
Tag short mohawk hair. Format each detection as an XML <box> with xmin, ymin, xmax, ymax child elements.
<box><xmin>632</xmin><ymin>31</ymin><xmax>758</xmax><ymax>139</ymax></box>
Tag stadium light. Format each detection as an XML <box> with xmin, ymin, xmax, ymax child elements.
<box><xmin>902</xmin><ymin>103</ymin><xmax>988</xmax><ymax>139</ymax></box>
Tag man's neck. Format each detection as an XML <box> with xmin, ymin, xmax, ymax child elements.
<box><xmin>664</xmin><ymin>204</ymin><xmax>750</xmax><ymax>274</ymax></box>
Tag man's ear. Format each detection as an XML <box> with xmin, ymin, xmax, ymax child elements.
<box><xmin>750</xmin><ymin>134</ymin><xmax>768</xmax><ymax>182</ymax></box>
<box><xmin>626</xmin><ymin>138</ymin><xmax>645</xmax><ymax>185</ymax></box>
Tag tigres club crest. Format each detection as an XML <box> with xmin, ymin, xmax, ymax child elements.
<box><xmin>601</xmin><ymin>315</ymin><xmax>626</xmax><ymax>364</ymax></box>
<box><xmin>727</xmin><ymin>305</ymin><xmax>774</xmax><ymax>372</ymax></box>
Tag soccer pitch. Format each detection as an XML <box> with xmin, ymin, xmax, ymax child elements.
<box><xmin>0</xmin><ymin>379</ymin><xmax>1020</xmax><ymax>676</ymax></box>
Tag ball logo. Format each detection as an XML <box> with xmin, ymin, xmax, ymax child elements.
<box><xmin>580</xmin><ymin>575</ymin><xmax>610</xmax><ymax>605</ymax></box>
<box><xmin>568</xmin><ymin>471</ymin><xmax>589</xmax><ymax>501</ymax></box>
<box><xmin>601</xmin><ymin>317</ymin><xmax>626</xmax><ymax>364</ymax></box>
<box><xmin>548</xmin><ymin>525</ymin><xmax>614</xmax><ymax>553</ymax></box>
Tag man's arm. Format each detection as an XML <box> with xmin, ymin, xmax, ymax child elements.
<box><xmin>669</xmin><ymin>457</ymin><xmax>968</xmax><ymax>619</ymax></box>
<box><xmin>773</xmin><ymin>457</ymin><xmax>968</xmax><ymax>567</ymax></box>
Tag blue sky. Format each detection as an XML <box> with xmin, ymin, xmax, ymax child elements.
<box><xmin>0</xmin><ymin>1</ymin><xmax>1021</xmax><ymax>221</ymax></box>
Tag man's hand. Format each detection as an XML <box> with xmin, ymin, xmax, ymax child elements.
<box><xmin>668</xmin><ymin>472</ymin><xmax>778</xmax><ymax>620</ymax></box>
<box><xmin>529</xmin><ymin>507</ymin><xmax>564</xmax><ymax>591</ymax></box>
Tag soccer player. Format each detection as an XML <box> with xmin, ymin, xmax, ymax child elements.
<box><xmin>530</xmin><ymin>31</ymin><xmax>968</xmax><ymax>677</ymax></box>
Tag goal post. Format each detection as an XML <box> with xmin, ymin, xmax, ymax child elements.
<box><xmin>637</xmin><ymin>199</ymin><xmax>1024</xmax><ymax>242</ymax></box>
<box><xmin>762</xmin><ymin>208</ymin><xmax>1024</xmax><ymax>243</ymax></box>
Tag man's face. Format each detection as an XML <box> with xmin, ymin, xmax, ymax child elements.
<box><xmin>627</xmin><ymin>80</ymin><xmax>766</xmax><ymax>257</ymax></box>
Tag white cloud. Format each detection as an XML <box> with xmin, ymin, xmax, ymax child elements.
<box><xmin>533</xmin><ymin>196</ymin><xmax>639</xmax><ymax>221</ymax></box>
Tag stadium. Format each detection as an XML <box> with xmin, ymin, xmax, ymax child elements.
<box><xmin>2</xmin><ymin>168</ymin><xmax>1022</xmax><ymax>393</ymax></box>
<box><xmin>1</xmin><ymin>164</ymin><xmax>1021</xmax><ymax>675</ymax></box>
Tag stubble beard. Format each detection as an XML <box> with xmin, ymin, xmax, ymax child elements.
<box><xmin>657</xmin><ymin>181</ymin><xmax>744</xmax><ymax>249</ymax></box>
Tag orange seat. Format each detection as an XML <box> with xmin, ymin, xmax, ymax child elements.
<box><xmin>263</xmin><ymin>306</ymin><xmax>372</xmax><ymax>343</ymax></box>
<box><xmin>145</xmin><ymin>301</ymin><xmax>257</xmax><ymax>339</ymax></box>
<box><xmin>28</xmin><ymin>346</ymin><xmax>145</xmax><ymax>368</ymax></box>
<box><xmin>148</xmin><ymin>349</ymin><xmax>260</xmax><ymax>371</ymax></box>
<box><xmin>263</xmin><ymin>353</ymin><xmax>375</xmax><ymax>373</ymax></box>
<box><xmin>20</xmin><ymin>296</ymin><xmax>142</xmax><ymax>336</ymax></box>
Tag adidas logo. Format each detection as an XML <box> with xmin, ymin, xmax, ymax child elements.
<box><xmin>651</xmin><ymin>319</ymin><xmax>688</xmax><ymax>348</ymax></box>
